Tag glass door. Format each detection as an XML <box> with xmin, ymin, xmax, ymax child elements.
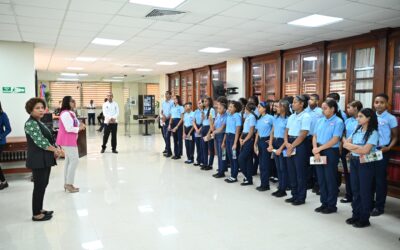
<box><xmin>212</xmin><ymin>68</ymin><xmax>226</xmax><ymax>99</ymax></box>
<box><xmin>196</xmin><ymin>71</ymin><xmax>209</xmax><ymax>101</ymax></box>
<box><xmin>174</xmin><ymin>76</ymin><xmax>180</xmax><ymax>97</ymax></box>
<box><xmin>392</xmin><ymin>41</ymin><xmax>400</xmax><ymax>114</ymax></box>
<box><xmin>251</xmin><ymin>63</ymin><xmax>263</xmax><ymax>98</ymax></box>
<box><xmin>284</xmin><ymin>57</ymin><xmax>299</xmax><ymax>96</ymax></box>
<box><xmin>329</xmin><ymin>51</ymin><xmax>348</xmax><ymax>110</ymax></box>
<box><xmin>353</xmin><ymin>47</ymin><xmax>375</xmax><ymax>108</ymax></box>
<box><xmin>181</xmin><ymin>76</ymin><xmax>187</xmax><ymax>104</ymax></box>
<box><xmin>264</xmin><ymin>62</ymin><xmax>277</xmax><ymax>100</ymax></box>
<box><xmin>301</xmin><ymin>54</ymin><xmax>318</xmax><ymax>94</ymax></box>
<box><xmin>187</xmin><ymin>74</ymin><xmax>193</xmax><ymax>104</ymax></box>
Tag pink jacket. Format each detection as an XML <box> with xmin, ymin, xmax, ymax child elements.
<box><xmin>56</xmin><ymin>110</ymin><xmax>79</xmax><ymax>147</ymax></box>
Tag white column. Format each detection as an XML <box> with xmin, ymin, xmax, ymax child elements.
<box><xmin>226</xmin><ymin>58</ymin><xmax>245</xmax><ymax>100</ymax></box>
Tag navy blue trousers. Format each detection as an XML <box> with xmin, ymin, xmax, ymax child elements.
<box><xmin>194</xmin><ymin>124</ymin><xmax>202</xmax><ymax>164</ymax></box>
<box><xmin>226</xmin><ymin>133</ymin><xmax>239</xmax><ymax>179</ymax></box>
<box><xmin>184</xmin><ymin>126</ymin><xmax>194</xmax><ymax>161</ymax></box>
<box><xmin>273</xmin><ymin>138</ymin><xmax>288</xmax><ymax>191</ymax></box>
<box><xmin>200</xmin><ymin>125</ymin><xmax>214</xmax><ymax>166</ymax></box>
<box><xmin>340</xmin><ymin>148</ymin><xmax>352</xmax><ymax>201</ymax></box>
<box><xmin>316</xmin><ymin>148</ymin><xmax>340</xmax><ymax>209</ymax></box>
<box><xmin>286</xmin><ymin>137</ymin><xmax>308</xmax><ymax>202</ymax></box>
<box><xmin>215</xmin><ymin>133</ymin><xmax>227</xmax><ymax>175</ymax></box>
<box><xmin>239</xmin><ymin>136</ymin><xmax>254</xmax><ymax>183</ymax></box>
<box><xmin>163</xmin><ymin>119</ymin><xmax>172</xmax><ymax>154</ymax></box>
<box><xmin>258</xmin><ymin>137</ymin><xmax>271</xmax><ymax>188</ymax></box>
<box><xmin>373</xmin><ymin>151</ymin><xmax>390</xmax><ymax>212</ymax></box>
<box><xmin>350</xmin><ymin>157</ymin><xmax>375</xmax><ymax>222</ymax></box>
<box><xmin>171</xmin><ymin>118</ymin><xmax>183</xmax><ymax>157</ymax></box>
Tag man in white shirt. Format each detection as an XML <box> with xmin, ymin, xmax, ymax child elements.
<box><xmin>161</xmin><ymin>91</ymin><xmax>174</xmax><ymax>156</ymax></box>
<box><xmin>101</xmin><ymin>93</ymin><xmax>119</xmax><ymax>154</ymax></box>
<box><xmin>87</xmin><ymin>100</ymin><xmax>96</xmax><ymax>126</ymax></box>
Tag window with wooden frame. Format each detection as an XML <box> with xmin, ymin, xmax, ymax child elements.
<box><xmin>352</xmin><ymin>46</ymin><xmax>375</xmax><ymax>108</ymax></box>
<box><xmin>264</xmin><ymin>61</ymin><xmax>278</xmax><ymax>101</ymax></box>
<box><xmin>301</xmin><ymin>53</ymin><xmax>319</xmax><ymax>95</ymax></box>
<box><xmin>195</xmin><ymin>69</ymin><xmax>210</xmax><ymax>101</ymax></box>
<box><xmin>328</xmin><ymin>50</ymin><xmax>349</xmax><ymax>111</ymax></box>
<box><xmin>283</xmin><ymin>56</ymin><xmax>299</xmax><ymax>97</ymax></box>
<box><xmin>251</xmin><ymin>63</ymin><xmax>263</xmax><ymax>98</ymax></box>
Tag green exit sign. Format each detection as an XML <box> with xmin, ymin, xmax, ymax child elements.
<box><xmin>2</xmin><ymin>87</ymin><xmax>12</xmax><ymax>93</ymax></box>
<box><xmin>2</xmin><ymin>86</ymin><xmax>25</xmax><ymax>94</ymax></box>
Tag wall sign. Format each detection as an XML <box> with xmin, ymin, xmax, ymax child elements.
<box><xmin>2</xmin><ymin>86</ymin><xmax>25</xmax><ymax>94</ymax></box>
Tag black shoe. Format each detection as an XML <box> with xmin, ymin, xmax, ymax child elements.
<box><xmin>164</xmin><ymin>154</ymin><xmax>172</xmax><ymax>157</ymax></box>
<box><xmin>272</xmin><ymin>190</ymin><xmax>280</xmax><ymax>196</ymax></box>
<box><xmin>321</xmin><ymin>207</ymin><xmax>337</xmax><ymax>214</ymax></box>
<box><xmin>346</xmin><ymin>218</ymin><xmax>358</xmax><ymax>225</ymax></box>
<box><xmin>101</xmin><ymin>148</ymin><xmax>105</xmax><ymax>153</ymax></box>
<box><xmin>193</xmin><ymin>162</ymin><xmax>200</xmax><ymax>166</ymax></box>
<box><xmin>292</xmin><ymin>200</ymin><xmax>305</xmax><ymax>206</ymax></box>
<box><xmin>162</xmin><ymin>150</ymin><xmax>167</xmax><ymax>154</ymax></box>
<box><xmin>241</xmin><ymin>181</ymin><xmax>253</xmax><ymax>186</ymax></box>
<box><xmin>270</xmin><ymin>178</ymin><xmax>278</xmax><ymax>183</ymax></box>
<box><xmin>0</xmin><ymin>182</ymin><xmax>9</xmax><ymax>190</ymax></box>
<box><xmin>314</xmin><ymin>205</ymin><xmax>327</xmax><ymax>213</ymax></box>
<box><xmin>371</xmin><ymin>208</ymin><xmax>384</xmax><ymax>217</ymax></box>
<box><xmin>213</xmin><ymin>173</ymin><xmax>225</xmax><ymax>178</ymax></box>
<box><xmin>285</xmin><ymin>197</ymin><xmax>295</xmax><ymax>203</ymax></box>
<box><xmin>340</xmin><ymin>198</ymin><xmax>352</xmax><ymax>203</ymax></box>
<box><xmin>275</xmin><ymin>191</ymin><xmax>287</xmax><ymax>198</ymax></box>
<box><xmin>173</xmin><ymin>156</ymin><xmax>181</xmax><ymax>160</ymax></box>
<box><xmin>202</xmin><ymin>166</ymin><xmax>212</xmax><ymax>171</ymax></box>
<box><xmin>41</xmin><ymin>210</ymin><xmax>54</xmax><ymax>216</ymax></box>
<box><xmin>112</xmin><ymin>150</ymin><xmax>118</xmax><ymax>154</ymax></box>
<box><xmin>256</xmin><ymin>186</ymin><xmax>270</xmax><ymax>192</ymax></box>
<box><xmin>32</xmin><ymin>214</ymin><xmax>52</xmax><ymax>221</ymax></box>
<box><xmin>353</xmin><ymin>220</ymin><xmax>370</xmax><ymax>228</ymax></box>
<box><xmin>225</xmin><ymin>178</ymin><xmax>238</xmax><ymax>183</ymax></box>
<box><xmin>185</xmin><ymin>160</ymin><xmax>194</xmax><ymax>164</ymax></box>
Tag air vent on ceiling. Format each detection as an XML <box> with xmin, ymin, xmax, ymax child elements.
<box><xmin>145</xmin><ymin>8</ymin><xmax>186</xmax><ymax>19</ymax></box>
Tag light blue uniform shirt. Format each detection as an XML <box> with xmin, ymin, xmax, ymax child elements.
<box><xmin>273</xmin><ymin>115</ymin><xmax>288</xmax><ymax>139</ymax></box>
<box><xmin>171</xmin><ymin>105</ymin><xmax>184</xmax><ymax>119</ymax></box>
<box><xmin>202</xmin><ymin>108</ymin><xmax>215</xmax><ymax>126</ymax></box>
<box><xmin>314</xmin><ymin>115</ymin><xmax>344</xmax><ymax>148</ymax></box>
<box><xmin>256</xmin><ymin>114</ymin><xmax>274</xmax><ymax>138</ymax></box>
<box><xmin>162</xmin><ymin>99</ymin><xmax>174</xmax><ymax>118</ymax></box>
<box><xmin>243</xmin><ymin>113</ymin><xmax>256</xmax><ymax>133</ymax></box>
<box><xmin>194</xmin><ymin>109</ymin><xmax>202</xmax><ymax>125</ymax></box>
<box><xmin>226</xmin><ymin>112</ymin><xmax>242</xmax><ymax>134</ymax></box>
<box><xmin>345</xmin><ymin>117</ymin><xmax>358</xmax><ymax>139</ymax></box>
<box><xmin>339</xmin><ymin>108</ymin><xmax>347</xmax><ymax>120</ymax></box>
<box><xmin>214</xmin><ymin>112</ymin><xmax>227</xmax><ymax>130</ymax></box>
<box><xmin>377</xmin><ymin>110</ymin><xmax>398</xmax><ymax>147</ymax></box>
<box><xmin>350</xmin><ymin>129</ymin><xmax>379</xmax><ymax>156</ymax></box>
<box><xmin>305</xmin><ymin>106</ymin><xmax>323</xmax><ymax>136</ymax></box>
<box><xmin>286</xmin><ymin>110</ymin><xmax>312</xmax><ymax>137</ymax></box>
<box><xmin>183</xmin><ymin>111</ymin><xmax>194</xmax><ymax>127</ymax></box>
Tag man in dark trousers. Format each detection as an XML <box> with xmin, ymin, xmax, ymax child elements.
<box><xmin>101</xmin><ymin>93</ymin><xmax>119</xmax><ymax>154</ymax></box>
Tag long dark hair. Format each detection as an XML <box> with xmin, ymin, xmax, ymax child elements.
<box><xmin>175</xmin><ymin>95</ymin><xmax>182</xmax><ymax>106</ymax></box>
<box><xmin>204</xmin><ymin>96</ymin><xmax>213</xmax><ymax>108</ymax></box>
<box><xmin>61</xmin><ymin>96</ymin><xmax>73</xmax><ymax>112</ymax></box>
<box><xmin>323</xmin><ymin>99</ymin><xmax>343</xmax><ymax>121</ymax></box>
<box><xmin>353</xmin><ymin>108</ymin><xmax>378</xmax><ymax>143</ymax></box>
<box><xmin>295</xmin><ymin>94</ymin><xmax>309</xmax><ymax>110</ymax></box>
<box><xmin>278</xmin><ymin>99</ymin><xmax>291</xmax><ymax>118</ymax></box>
<box><xmin>239</xmin><ymin>98</ymin><xmax>248</xmax><ymax>111</ymax></box>
<box><xmin>248</xmin><ymin>95</ymin><xmax>259</xmax><ymax>106</ymax></box>
<box><xmin>246</xmin><ymin>103</ymin><xmax>259</xmax><ymax>120</ymax></box>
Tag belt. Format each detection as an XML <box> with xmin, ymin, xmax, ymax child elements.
<box><xmin>376</xmin><ymin>145</ymin><xmax>388</xmax><ymax>150</ymax></box>
<box><xmin>289</xmin><ymin>136</ymin><xmax>298</xmax><ymax>139</ymax></box>
<box><xmin>259</xmin><ymin>136</ymin><xmax>269</xmax><ymax>140</ymax></box>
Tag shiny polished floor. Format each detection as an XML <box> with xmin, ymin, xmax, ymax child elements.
<box><xmin>1</xmin><ymin>125</ymin><xmax>400</xmax><ymax>250</ymax></box>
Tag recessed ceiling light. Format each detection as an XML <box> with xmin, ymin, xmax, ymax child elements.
<box><xmin>66</xmin><ymin>67</ymin><xmax>83</xmax><ymax>70</ymax></box>
<box><xmin>138</xmin><ymin>205</ymin><xmax>154</xmax><ymax>213</ymax></box>
<box><xmin>156</xmin><ymin>61</ymin><xmax>178</xmax><ymax>66</ymax></box>
<box><xmin>199</xmin><ymin>47</ymin><xmax>230</xmax><ymax>53</ymax></box>
<box><xmin>92</xmin><ymin>38</ymin><xmax>125</xmax><ymax>46</ymax></box>
<box><xmin>115</xmin><ymin>63</ymin><xmax>140</xmax><ymax>68</ymax></box>
<box><xmin>288</xmin><ymin>14</ymin><xmax>343</xmax><ymax>27</ymax></box>
<box><xmin>57</xmin><ymin>78</ymin><xmax>79</xmax><ymax>81</ymax></box>
<box><xmin>61</xmin><ymin>73</ymin><xmax>88</xmax><ymax>77</ymax></box>
<box><xmin>112</xmin><ymin>76</ymin><xmax>125</xmax><ymax>79</ymax></box>
<box><xmin>103</xmin><ymin>79</ymin><xmax>123</xmax><ymax>82</ymax></box>
<box><xmin>76</xmin><ymin>57</ymin><xmax>97</xmax><ymax>62</ymax></box>
<box><xmin>81</xmin><ymin>240</ymin><xmax>103</xmax><ymax>250</ymax></box>
<box><xmin>136</xmin><ymin>68</ymin><xmax>153</xmax><ymax>72</ymax></box>
<box><xmin>129</xmin><ymin>0</ymin><xmax>186</xmax><ymax>9</ymax></box>
<box><xmin>76</xmin><ymin>209</ymin><xmax>89</xmax><ymax>217</ymax></box>
<box><xmin>158</xmin><ymin>226</ymin><xmax>179</xmax><ymax>236</ymax></box>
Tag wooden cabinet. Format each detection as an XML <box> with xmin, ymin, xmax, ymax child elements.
<box><xmin>211</xmin><ymin>63</ymin><xmax>227</xmax><ymax>100</ymax></box>
<box><xmin>327</xmin><ymin>50</ymin><xmax>350</xmax><ymax>110</ymax></box>
<box><xmin>180</xmin><ymin>70</ymin><xmax>194</xmax><ymax>104</ymax></box>
<box><xmin>194</xmin><ymin>67</ymin><xmax>210</xmax><ymax>102</ymax></box>
<box><xmin>168</xmin><ymin>73</ymin><xmax>180</xmax><ymax>97</ymax></box>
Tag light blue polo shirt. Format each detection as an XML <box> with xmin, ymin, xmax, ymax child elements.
<box><xmin>273</xmin><ymin>115</ymin><xmax>288</xmax><ymax>139</ymax></box>
<box><xmin>183</xmin><ymin>111</ymin><xmax>194</xmax><ymax>127</ymax></box>
<box><xmin>286</xmin><ymin>110</ymin><xmax>311</xmax><ymax>137</ymax></box>
<box><xmin>226</xmin><ymin>112</ymin><xmax>242</xmax><ymax>134</ymax></box>
<box><xmin>202</xmin><ymin>108</ymin><xmax>215</xmax><ymax>126</ymax></box>
<box><xmin>194</xmin><ymin>109</ymin><xmax>202</xmax><ymax>125</ymax></box>
<box><xmin>162</xmin><ymin>99</ymin><xmax>174</xmax><ymax>118</ymax></box>
<box><xmin>256</xmin><ymin>114</ymin><xmax>274</xmax><ymax>138</ymax></box>
<box><xmin>171</xmin><ymin>105</ymin><xmax>184</xmax><ymax>119</ymax></box>
<box><xmin>377</xmin><ymin>110</ymin><xmax>398</xmax><ymax>147</ymax></box>
<box><xmin>339</xmin><ymin>108</ymin><xmax>347</xmax><ymax>120</ymax></box>
<box><xmin>345</xmin><ymin>117</ymin><xmax>359</xmax><ymax>139</ymax></box>
<box><xmin>350</xmin><ymin>129</ymin><xmax>379</xmax><ymax>156</ymax></box>
<box><xmin>243</xmin><ymin>113</ymin><xmax>256</xmax><ymax>133</ymax></box>
<box><xmin>314</xmin><ymin>115</ymin><xmax>344</xmax><ymax>148</ymax></box>
<box><xmin>305</xmin><ymin>106</ymin><xmax>323</xmax><ymax>136</ymax></box>
<box><xmin>214</xmin><ymin>112</ymin><xmax>227</xmax><ymax>130</ymax></box>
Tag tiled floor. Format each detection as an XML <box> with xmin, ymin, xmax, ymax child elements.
<box><xmin>1</xmin><ymin>126</ymin><xmax>400</xmax><ymax>250</ymax></box>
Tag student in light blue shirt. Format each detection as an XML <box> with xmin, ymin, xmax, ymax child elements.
<box><xmin>248</xmin><ymin>96</ymin><xmax>260</xmax><ymax>175</ymax></box>
<box><xmin>372</xmin><ymin>93</ymin><xmax>398</xmax><ymax>216</ymax></box>
<box><xmin>312</xmin><ymin>99</ymin><xmax>344</xmax><ymax>214</ymax></box>
<box><xmin>343</xmin><ymin>108</ymin><xmax>378</xmax><ymax>228</ymax></box>
<box><xmin>284</xmin><ymin>94</ymin><xmax>311</xmax><ymax>205</ymax></box>
<box><xmin>268</xmin><ymin>99</ymin><xmax>291</xmax><ymax>197</ymax></box>
<box><xmin>254</xmin><ymin>101</ymin><xmax>274</xmax><ymax>191</ymax></box>
<box><xmin>239</xmin><ymin>103</ymin><xmax>257</xmax><ymax>186</ymax></box>
<box><xmin>168</xmin><ymin>95</ymin><xmax>184</xmax><ymax>159</ymax></box>
<box><xmin>183</xmin><ymin>102</ymin><xmax>195</xmax><ymax>164</ymax></box>
<box><xmin>340</xmin><ymin>100</ymin><xmax>363</xmax><ymax>204</ymax></box>
<box><xmin>212</xmin><ymin>101</ymin><xmax>228</xmax><ymax>178</ymax></box>
<box><xmin>161</xmin><ymin>91</ymin><xmax>175</xmax><ymax>156</ymax></box>
<box><xmin>327</xmin><ymin>92</ymin><xmax>347</xmax><ymax>120</ymax></box>
<box><xmin>200</xmin><ymin>97</ymin><xmax>215</xmax><ymax>170</ymax></box>
<box><xmin>223</xmin><ymin>101</ymin><xmax>242</xmax><ymax>183</ymax></box>
<box><xmin>192</xmin><ymin>100</ymin><xmax>204</xmax><ymax>166</ymax></box>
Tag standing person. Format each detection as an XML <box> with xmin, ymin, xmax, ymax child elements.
<box><xmin>162</xmin><ymin>91</ymin><xmax>174</xmax><ymax>157</ymax></box>
<box><xmin>169</xmin><ymin>95</ymin><xmax>184</xmax><ymax>160</ymax></box>
<box><xmin>312</xmin><ymin>99</ymin><xmax>344</xmax><ymax>214</ymax></box>
<box><xmin>101</xmin><ymin>93</ymin><xmax>119</xmax><ymax>154</ymax></box>
<box><xmin>24</xmin><ymin>98</ymin><xmax>62</xmax><ymax>221</ymax></box>
<box><xmin>327</xmin><ymin>93</ymin><xmax>347</xmax><ymax>120</ymax></box>
<box><xmin>340</xmin><ymin>101</ymin><xmax>363</xmax><ymax>203</ymax></box>
<box><xmin>212</xmin><ymin>101</ymin><xmax>228</xmax><ymax>178</ymax></box>
<box><xmin>284</xmin><ymin>95</ymin><xmax>311</xmax><ymax>206</ymax></box>
<box><xmin>183</xmin><ymin>102</ymin><xmax>195</xmax><ymax>164</ymax></box>
<box><xmin>268</xmin><ymin>99</ymin><xmax>291</xmax><ymax>198</ymax></box>
<box><xmin>87</xmin><ymin>100</ymin><xmax>96</xmax><ymax>126</ymax></box>
<box><xmin>0</xmin><ymin>102</ymin><xmax>11</xmax><ymax>190</ymax></box>
<box><xmin>371</xmin><ymin>93</ymin><xmax>398</xmax><ymax>216</ymax></box>
<box><xmin>343</xmin><ymin>108</ymin><xmax>379</xmax><ymax>228</ymax></box>
<box><xmin>56</xmin><ymin>96</ymin><xmax>86</xmax><ymax>193</ymax></box>
<box><xmin>200</xmin><ymin>97</ymin><xmax>215</xmax><ymax>170</ymax></box>
<box><xmin>223</xmin><ymin>101</ymin><xmax>242</xmax><ymax>183</ymax></box>
<box><xmin>97</xmin><ymin>98</ymin><xmax>107</xmax><ymax>132</ymax></box>
<box><xmin>254</xmin><ymin>101</ymin><xmax>274</xmax><ymax>191</ymax></box>
<box><xmin>269</xmin><ymin>101</ymin><xmax>279</xmax><ymax>183</ymax></box>
<box><xmin>248</xmin><ymin>96</ymin><xmax>260</xmax><ymax>176</ymax></box>
<box><xmin>239</xmin><ymin>103</ymin><xmax>257</xmax><ymax>186</ymax></box>
<box><xmin>193</xmin><ymin>100</ymin><xmax>203</xmax><ymax>166</ymax></box>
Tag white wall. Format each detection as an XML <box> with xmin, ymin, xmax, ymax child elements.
<box><xmin>0</xmin><ymin>41</ymin><xmax>35</xmax><ymax>137</ymax></box>
<box><xmin>226</xmin><ymin>58</ymin><xmax>245</xmax><ymax>100</ymax></box>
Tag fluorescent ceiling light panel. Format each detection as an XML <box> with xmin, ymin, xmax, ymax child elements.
<box><xmin>136</xmin><ymin>68</ymin><xmax>153</xmax><ymax>72</ymax></box>
<box><xmin>199</xmin><ymin>47</ymin><xmax>230</xmax><ymax>53</ymax></box>
<box><xmin>61</xmin><ymin>73</ymin><xmax>88</xmax><ymax>77</ymax></box>
<box><xmin>76</xmin><ymin>57</ymin><xmax>97</xmax><ymax>62</ymax></box>
<box><xmin>138</xmin><ymin>205</ymin><xmax>154</xmax><ymax>213</ymax></box>
<box><xmin>103</xmin><ymin>79</ymin><xmax>123</xmax><ymax>82</ymax></box>
<box><xmin>158</xmin><ymin>226</ymin><xmax>179</xmax><ymax>236</ymax></box>
<box><xmin>112</xmin><ymin>76</ymin><xmax>125</xmax><ymax>79</ymax></box>
<box><xmin>129</xmin><ymin>0</ymin><xmax>186</xmax><ymax>8</ymax></box>
<box><xmin>92</xmin><ymin>38</ymin><xmax>125</xmax><ymax>46</ymax></box>
<box><xmin>66</xmin><ymin>67</ymin><xmax>83</xmax><ymax>70</ymax></box>
<box><xmin>57</xmin><ymin>78</ymin><xmax>79</xmax><ymax>81</ymax></box>
<box><xmin>157</xmin><ymin>61</ymin><xmax>178</xmax><ymax>65</ymax></box>
<box><xmin>288</xmin><ymin>14</ymin><xmax>343</xmax><ymax>27</ymax></box>
<box><xmin>81</xmin><ymin>240</ymin><xmax>103</xmax><ymax>250</ymax></box>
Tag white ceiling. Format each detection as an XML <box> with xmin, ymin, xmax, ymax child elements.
<box><xmin>1</xmin><ymin>0</ymin><xmax>400</xmax><ymax>80</ymax></box>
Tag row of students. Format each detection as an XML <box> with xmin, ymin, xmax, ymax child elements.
<box><xmin>160</xmin><ymin>91</ymin><xmax>398</xmax><ymax>228</ymax></box>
